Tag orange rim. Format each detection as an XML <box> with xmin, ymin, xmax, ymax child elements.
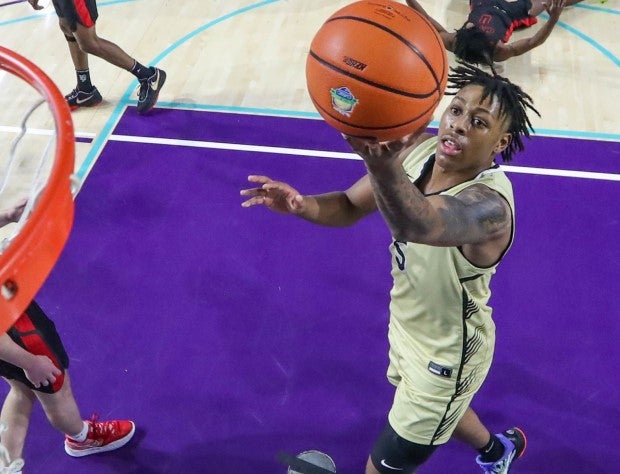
<box><xmin>0</xmin><ymin>46</ymin><xmax>75</xmax><ymax>333</ymax></box>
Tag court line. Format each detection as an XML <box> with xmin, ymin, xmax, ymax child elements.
<box><xmin>151</xmin><ymin>103</ymin><xmax>620</xmax><ymax>142</ymax></box>
<box><xmin>77</xmin><ymin>0</ymin><xmax>284</xmax><ymax>183</ymax></box>
<box><xmin>539</xmin><ymin>12</ymin><xmax>620</xmax><ymax>67</ymax></box>
<box><xmin>108</xmin><ymin>134</ymin><xmax>620</xmax><ymax>182</ymax></box>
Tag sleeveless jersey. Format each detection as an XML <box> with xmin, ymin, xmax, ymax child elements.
<box><xmin>387</xmin><ymin>136</ymin><xmax>515</xmax><ymax>428</ymax></box>
<box><xmin>468</xmin><ymin>0</ymin><xmax>537</xmax><ymax>44</ymax></box>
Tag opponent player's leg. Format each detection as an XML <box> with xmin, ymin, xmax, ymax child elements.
<box><xmin>58</xmin><ymin>18</ymin><xmax>102</xmax><ymax>110</ymax></box>
<box><xmin>454</xmin><ymin>407</ymin><xmax>527</xmax><ymax>473</ymax></box>
<box><xmin>0</xmin><ymin>379</ymin><xmax>36</xmax><ymax>461</ymax></box>
<box><xmin>36</xmin><ymin>371</ymin><xmax>135</xmax><ymax>457</ymax></box>
<box><xmin>71</xmin><ymin>23</ymin><xmax>166</xmax><ymax>114</ymax></box>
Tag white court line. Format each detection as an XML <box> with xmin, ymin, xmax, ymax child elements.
<box><xmin>109</xmin><ymin>134</ymin><xmax>620</xmax><ymax>182</ymax></box>
<box><xmin>0</xmin><ymin>125</ymin><xmax>96</xmax><ymax>140</ymax></box>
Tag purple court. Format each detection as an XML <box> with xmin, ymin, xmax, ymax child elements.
<box><xmin>13</xmin><ymin>107</ymin><xmax>620</xmax><ymax>473</ymax></box>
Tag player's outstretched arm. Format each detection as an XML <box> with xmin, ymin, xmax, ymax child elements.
<box><xmin>240</xmin><ymin>174</ymin><xmax>376</xmax><ymax>227</ymax></box>
<box><xmin>494</xmin><ymin>0</ymin><xmax>566</xmax><ymax>61</ymax></box>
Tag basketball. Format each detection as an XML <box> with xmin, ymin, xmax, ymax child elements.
<box><xmin>306</xmin><ymin>0</ymin><xmax>448</xmax><ymax>141</ymax></box>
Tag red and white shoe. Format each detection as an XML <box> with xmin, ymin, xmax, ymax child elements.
<box><xmin>64</xmin><ymin>414</ymin><xmax>135</xmax><ymax>457</ymax></box>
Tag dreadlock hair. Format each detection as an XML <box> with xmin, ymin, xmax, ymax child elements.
<box><xmin>446</xmin><ymin>61</ymin><xmax>540</xmax><ymax>162</ymax></box>
<box><xmin>453</xmin><ymin>25</ymin><xmax>495</xmax><ymax>68</ymax></box>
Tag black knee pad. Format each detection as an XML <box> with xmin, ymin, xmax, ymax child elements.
<box><xmin>64</xmin><ymin>34</ymin><xmax>77</xmax><ymax>43</ymax></box>
<box><xmin>370</xmin><ymin>421</ymin><xmax>438</xmax><ymax>473</ymax></box>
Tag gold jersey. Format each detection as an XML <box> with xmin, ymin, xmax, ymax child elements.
<box><xmin>386</xmin><ymin>136</ymin><xmax>515</xmax><ymax>445</ymax></box>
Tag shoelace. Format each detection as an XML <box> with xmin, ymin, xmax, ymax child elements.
<box><xmin>88</xmin><ymin>414</ymin><xmax>118</xmax><ymax>437</ymax></box>
<box><xmin>0</xmin><ymin>424</ymin><xmax>25</xmax><ymax>473</ymax></box>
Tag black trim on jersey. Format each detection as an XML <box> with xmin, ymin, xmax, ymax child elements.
<box><xmin>430</xmin><ymin>288</ymin><xmax>471</xmax><ymax>444</ymax></box>
<box><xmin>460</xmin><ymin>274</ymin><xmax>483</xmax><ymax>283</ymax></box>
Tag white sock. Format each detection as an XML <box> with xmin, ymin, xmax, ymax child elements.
<box><xmin>68</xmin><ymin>421</ymin><xmax>89</xmax><ymax>442</ymax></box>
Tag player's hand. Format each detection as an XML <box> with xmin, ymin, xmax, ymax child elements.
<box><xmin>343</xmin><ymin>134</ymin><xmax>413</xmax><ymax>166</ymax></box>
<box><xmin>27</xmin><ymin>0</ymin><xmax>44</xmax><ymax>10</ymax></box>
<box><xmin>23</xmin><ymin>355</ymin><xmax>61</xmax><ymax>389</ymax></box>
<box><xmin>343</xmin><ymin>123</ymin><xmax>430</xmax><ymax>166</ymax></box>
<box><xmin>543</xmin><ymin>0</ymin><xmax>566</xmax><ymax>19</ymax></box>
<box><xmin>240</xmin><ymin>175</ymin><xmax>307</xmax><ymax>215</ymax></box>
<box><xmin>0</xmin><ymin>199</ymin><xmax>27</xmax><ymax>227</ymax></box>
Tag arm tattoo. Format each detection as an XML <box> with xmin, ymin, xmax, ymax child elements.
<box><xmin>441</xmin><ymin>184</ymin><xmax>511</xmax><ymax>243</ymax></box>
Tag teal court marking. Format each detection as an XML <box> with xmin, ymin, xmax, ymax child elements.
<box><xmin>77</xmin><ymin>0</ymin><xmax>283</xmax><ymax>182</ymax></box>
<box><xmin>539</xmin><ymin>12</ymin><xmax>619</xmax><ymax>67</ymax></box>
<box><xmin>152</xmin><ymin>102</ymin><xmax>620</xmax><ymax>142</ymax></box>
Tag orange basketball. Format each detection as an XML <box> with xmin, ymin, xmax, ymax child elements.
<box><xmin>306</xmin><ymin>0</ymin><xmax>448</xmax><ymax>141</ymax></box>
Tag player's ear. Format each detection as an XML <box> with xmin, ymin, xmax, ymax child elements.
<box><xmin>494</xmin><ymin>132</ymin><xmax>511</xmax><ymax>155</ymax></box>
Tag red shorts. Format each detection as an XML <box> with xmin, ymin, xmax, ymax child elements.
<box><xmin>52</xmin><ymin>0</ymin><xmax>98</xmax><ymax>31</ymax></box>
<box><xmin>0</xmin><ymin>301</ymin><xmax>69</xmax><ymax>393</ymax></box>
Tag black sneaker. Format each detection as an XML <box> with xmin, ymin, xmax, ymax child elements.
<box><xmin>136</xmin><ymin>68</ymin><xmax>166</xmax><ymax>114</ymax></box>
<box><xmin>65</xmin><ymin>87</ymin><xmax>102</xmax><ymax>110</ymax></box>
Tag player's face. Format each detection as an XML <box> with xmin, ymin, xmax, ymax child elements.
<box><xmin>435</xmin><ymin>85</ymin><xmax>511</xmax><ymax>173</ymax></box>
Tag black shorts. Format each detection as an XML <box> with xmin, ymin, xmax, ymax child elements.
<box><xmin>0</xmin><ymin>301</ymin><xmax>69</xmax><ymax>394</ymax></box>
<box><xmin>52</xmin><ymin>0</ymin><xmax>98</xmax><ymax>31</ymax></box>
<box><xmin>370</xmin><ymin>421</ymin><xmax>439</xmax><ymax>473</ymax></box>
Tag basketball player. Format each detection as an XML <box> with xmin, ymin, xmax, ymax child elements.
<box><xmin>0</xmin><ymin>205</ymin><xmax>135</xmax><ymax>470</ymax></box>
<box><xmin>241</xmin><ymin>63</ymin><xmax>538</xmax><ymax>473</ymax></box>
<box><xmin>27</xmin><ymin>0</ymin><xmax>166</xmax><ymax>114</ymax></box>
<box><xmin>406</xmin><ymin>0</ymin><xmax>579</xmax><ymax>66</ymax></box>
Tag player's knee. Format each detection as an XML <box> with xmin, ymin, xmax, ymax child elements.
<box><xmin>75</xmin><ymin>37</ymin><xmax>100</xmax><ymax>55</ymax></box>
<box><xmin>370</xmin><ymin>421</ymin><xmax>438</xmax><ymax>474</ymax></box>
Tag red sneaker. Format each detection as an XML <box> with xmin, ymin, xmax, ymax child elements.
<box><xmin>64</xmin><ymin>414</ymin><xmax>135</xmax><ymax>457</ymax></box>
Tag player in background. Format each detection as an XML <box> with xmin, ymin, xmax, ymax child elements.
<box><xmin>0</xmin><ymin>202</ymin><xmax>135</xmax><ymax>472</ymax></box>
<box><xmin>28</xmin><ymin>0</ymin><xmax>166</xmax><ymax>114</ymax></box>
<box><xmin>406</xmin><ymin>0</ymin><xmax>579</xmax><ymax>67</ymax></box>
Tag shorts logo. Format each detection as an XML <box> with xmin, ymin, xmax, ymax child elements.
<box><xmin>380</xmin><ymin>459</ymin><xmax>404</xmax><ymax>470</ymax></box>
<box><xmin>428</xmin><ymin>361</ymin><xmax>453</xmax><ymax>378</ymax></box>
<box><xmin>330</xmin><ymin>86</ymin><xmax>359</xmax><ymax>117</ymax></box>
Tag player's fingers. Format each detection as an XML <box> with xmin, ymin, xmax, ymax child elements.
<box><xmin>262</xmin><ymin>182</ymin><xmax>293</xmax><ymax>194</ymax></box>
<box><xmin>240</xmin><ymin>188</ymin><xmax>263</xmax><ymax>196</ymax></box>
<box><xmin>241</xmin><ymin>196</ymin><xmax>269</xmax><ymax>208</ymax></box>
<box><xmin>247</xmin><ymin>175</ymin><xmax>272</xmax><ymax>184</ymax></box>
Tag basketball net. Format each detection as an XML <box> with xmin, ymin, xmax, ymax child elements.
<box><xmin>0</xmin><ymin>46</ymin><xmax>76</xmax><ymax>334</ymax></box>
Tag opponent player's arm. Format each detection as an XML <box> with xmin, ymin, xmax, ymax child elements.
<box><xmin>0</xmin><ymin>333</ymin><xmax>60</xmax><ymax>388</ymax></box>
<box><xmin>405</xmin><ymin>0</ymin><xmax>456</xmax><ymax>51</ymax></box>
<box><xmin>0</xmin><ymin>333</ymin><xmax>34</xmax><ymax>368</ymax></box>
<box><xmin>494</xmin><ymin>0</ymin><xmax>565</xmax><ymax>61</ymax></box>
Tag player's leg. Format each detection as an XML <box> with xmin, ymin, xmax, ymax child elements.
<box><xmin>454</xmin><ymin>407</ymin><xmax>527</xmax><ymax>473</ymax></box>
<box><xmin>71</xmin><ymin>22</ymin><xmax>166</xmax><ymax>114</ymax></box>
<box><xmin>35</xmin><ymin>371</ymin><xmax>84</xmax><ymax>436</ymax></box>
<box><xmin>52</xmin><ymin>0</ymin><xmax>101</xmax><ymax>109</ymax></box>
<box><xmin>36</xmin><ymin>371</ymin><xmax>136</xmax><ymax>457</ymax></box>
<box><xmin>366</xmin><ymin>421</ymin><xmax>438</xmax><ymax>474</ymax></box>
<box><xmin>0</xmin><ymin>379</ymin><xmax>36</xmax><ymax>461</ymax></box>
